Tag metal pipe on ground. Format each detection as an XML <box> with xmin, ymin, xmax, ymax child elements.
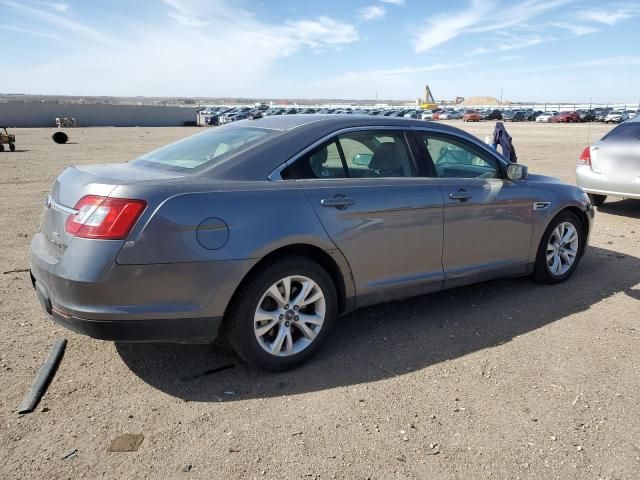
<box><xmin>17</xmin><ymin>338</ymin><xmax>67</xmax><ymax>414</ymax></box>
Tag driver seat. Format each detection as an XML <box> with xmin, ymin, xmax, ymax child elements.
<box><xmin>365</xmin><ymin>143</ymin><xmax>404</xmax><ymax>177</ymax></box>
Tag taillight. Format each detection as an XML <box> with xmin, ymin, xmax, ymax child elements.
<box><xmin>65</xmin><ymin>195</ymin><xmax>146</xmax><ymax>239</ymax></box>
<box><xmin>578</xmin><ymin>146</ymin><xmax>591</xmax><ymax>166</ymax></box>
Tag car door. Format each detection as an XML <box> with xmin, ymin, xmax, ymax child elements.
<box><xmin>282</xmin><ymin>128</ymin><xmax>444</xmax><ymax>307</ymax></box>
<box><xmin>411</xmin><ymin>130</ymin><xmax>532</xmax><ymax>288</ymax></box>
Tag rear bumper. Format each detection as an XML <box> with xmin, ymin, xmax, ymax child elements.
<box><xmin>31</xmin><ymin>269</ymin><xmax>222</xmax><ymax>343</ymax></box>
<box><xmin>576</xmin><ymin>165</ymin><xmax>640</xmax><ymax>199</ymax></box>
<box><xmin>30</xmin><ymin>232</ymin><xmax>256</xmax><ymax>343</ymax></box>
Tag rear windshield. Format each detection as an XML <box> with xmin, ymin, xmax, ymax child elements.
<box><xmin>602</xmin><ymin>122</ymin><xmax>640</xmax><ymax>141</ymax></box>
<box><xmin>132</xmin><ymin>126</ymin><xmax>276</xmax><ymax>171</ymax></box>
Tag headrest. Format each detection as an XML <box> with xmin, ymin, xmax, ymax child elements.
<box><xmin>369</xmin><ymin>143</ymin><xmax>399</xmax><ymax>170</ymax></box>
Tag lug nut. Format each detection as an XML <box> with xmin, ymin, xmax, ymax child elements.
<box><xmin>284</xmin><ymin>304</ymin><xmax>289</xmax><ymax>309</ymax></box>
<box><xmin>285</xmin><ymin>321</ymin><xmax>290</xmax><ymax>327</ymax></box>
<box><xmin>294</xmin><ymin>316</ymin><xmax>299</xmax><ymax>321</ymax></box>
<box><xmin>293</xmin><ymin>305</ymin><xmax>299</xmax><ymax>311</ymax></box>
<box><xmin>279</xmin><ymin>314</ymin><xmax>284</xmax><ymax>320</ymax></box>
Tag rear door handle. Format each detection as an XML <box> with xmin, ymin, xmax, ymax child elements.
<box><xmin>449</xmin><ymin>190</ymin><xmax>473</xmax><ymax>201</ymax></box>
<box><xmin>320</xmin><ymin>196</ymin><xmax>354</xmax><ymax>209</ymax></box>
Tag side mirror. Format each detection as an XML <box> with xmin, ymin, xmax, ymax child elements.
<box><xmin>506</xmin><ymin>163</ymin><xmax>528</xmax><ymax>181</ymax></box>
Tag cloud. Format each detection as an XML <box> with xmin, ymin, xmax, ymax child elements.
<box><xmin>358</xmin><ymin>5</ymin><xmax>385</xmax><ymax>21</ymax></box>
<box><xmin>49</xmin><ymin>2</ymin><xmax>68</xmax><ymax>12</ymax></box>
<box><xmin>414</xmin><ymin>0</ymin><xmax>572</xmax><ymax>52</ymax></box>
<box><xmin>550</xmin><ymin>22</ymin><xmax>598</xmax><ymax>36</ymax></box>
<box><xmin>414</xmin><ymin>0</ymin><xmax>493</xmax><ymax>52</ymax></box>
<box><xmin>0</xmin><ymin>0</ymin><xmax>117</xmax><ymax>45</ymax></box>
<box><xmin>163</xmin><ymin>0</ymin><xmax>209</xmax><ymax>27</ymax></box>
<box><xmin>1</xmin><ymin>23</ymin><xmax>62</xmax><ymax>40</ymax></box>
<box><xmin>380</xmin><ymin>0</ymin><xmax>405</xmax><ymax>5</ymax></box>
<box><xmin>576</xmin><ymin>6</ymin><xmax>640</xmax><ymax>25</ymax></box>
<box><xmin>0</xmin><ymin>0</ymin><xmax>360</xmax><ymax>97</ymax></box>
<box><xmin>520</xmin><ymin>55</ymin><xmax>640</xmax><ymax>72</ymax></box>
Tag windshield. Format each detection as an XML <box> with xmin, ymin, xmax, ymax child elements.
<box><xmin>603</xmin><ymin>122</ymin><xmax>640</xmax><ymax>141</ymax></box>
<box><xmin>132</xmin><ymin>126</ymin><xmax>276</xmax><ymax>171</ymax></box>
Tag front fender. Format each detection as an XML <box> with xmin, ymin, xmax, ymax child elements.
<box><xmin>528</xmin><ymin>181</ymin><xmax>592</xmax><ymax>262</ymax></box>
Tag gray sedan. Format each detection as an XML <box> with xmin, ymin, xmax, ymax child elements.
<box><xmin>577</xmin><ymin>116</ymin><xmax>640</xmax><ymax>205</ymax></box>
<box><xmin>31</xmin><ymin>115</ymin><xmax>593</xmax><ymax>370</ymax></box>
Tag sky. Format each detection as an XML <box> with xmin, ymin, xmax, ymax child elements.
<box><xmin>2</xmin><ymin>0</ymin><xmax>640</xmax><ymax>103</ymax></box>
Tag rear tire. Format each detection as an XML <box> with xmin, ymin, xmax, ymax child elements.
<box><xmin>533</xmin><ymin>211</ymin><xmax>584</xmax><ymax>284</ymax></box>
<box><xmin>0</xmin><ymin>144</ymin><xmax>4</xmax><ymax>152</ymax></box>
<box><xmin>225</xmin><ymin>255</ymin><xmax>337</xmax><ymax>371</ymax></box>
<box><xmin>9</xmin><ymin>143</ymin><xmax>15</xmax><ymax>152</ymax></box>
<box><xmin>588</xmin><ymin>193</ymin><xmax>606</xmax><ymax>206</ymax></box>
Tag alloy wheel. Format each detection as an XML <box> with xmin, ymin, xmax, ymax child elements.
<box><xmin>253</xmin><ymin>275</ymin><xmax>326</xmax><ymax>357</ymax></box>
<box><xmin>546</xmin><ymin>222</ymin><xmax>579</xmax><ymax>276</ymax></box>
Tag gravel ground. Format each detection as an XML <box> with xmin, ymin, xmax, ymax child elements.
<box><xmin>1</xmin><ymin>122</ymin><xmax>639</xmax><ymax>480</ymax></box>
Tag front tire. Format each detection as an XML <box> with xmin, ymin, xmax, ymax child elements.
<box><xmin>225</xmin><ymin>255</ymin><xmax>337</xmax><ymax>371</ymax></box>
<box><xmin>587</xmin><ymin>194</ymin><xmax>606</xmax><ymax>206</ymax></box>
<box><xmin>533</xmin><ymin>211</ymin><xmax>584</xmax><ymax>284</ymax></box>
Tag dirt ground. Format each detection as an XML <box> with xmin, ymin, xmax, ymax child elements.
<box><xmin>1</xmin><ymin>121</ymin><xmax>639</xmax><ymax>480</ymax></box>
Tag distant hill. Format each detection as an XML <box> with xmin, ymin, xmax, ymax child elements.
<box><xmin>459</xmin><ymin>96</ymin><xmax>506</xmax><ymax>106</ymax></box>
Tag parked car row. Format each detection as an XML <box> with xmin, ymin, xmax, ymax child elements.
<box><xmin>201</xmin><ymin>105</ymin><xmax>640</xmax><ymax>126</ymax></box>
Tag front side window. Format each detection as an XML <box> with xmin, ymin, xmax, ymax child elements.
<box><xmin>414</xmin><ymin>132</ymin><xmax>500</xmax><ymax>179</ymax></box>
<box><xmin>282</xmin><ymin>130</ymin><xmax>416</xmax><ymax>179</ymax></box>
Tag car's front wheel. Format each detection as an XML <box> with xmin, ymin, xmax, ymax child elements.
<box><xmin>533</xmin><ymin>211</ymin><xmax>584</xmax><ymax>284</ymax></box>
<box><xmin>226</xmin><ymin>256</ymin><xmax>337</xmax><ymax>371</ymax></box>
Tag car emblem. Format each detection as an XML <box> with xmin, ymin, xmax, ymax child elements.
<box><xmin>50</xmin><ymin>231</ymin><xmax>63</xmax><ymax>247</ymax></box>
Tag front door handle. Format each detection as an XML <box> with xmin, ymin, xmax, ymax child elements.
<box><xmin>449</xmin><ymin>189</ymin><xmax>473</xmax><ymax>201</ymax></box>
<box><xmin>320</xmin><ymin>196</ymin><xmax>354</xmax><ymax>209</ymax></box>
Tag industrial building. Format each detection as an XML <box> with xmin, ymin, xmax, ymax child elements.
<box><xmin>0</xmin><ymin>103</ymin><xmax>198</xmax><ymax>128</ymax></box>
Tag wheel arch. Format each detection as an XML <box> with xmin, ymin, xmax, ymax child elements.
<box><xmin>561</xmin><ymin>206</ymin><xmax>590</xmax><ymax>256</ymax></box>
<box><xmin>224</xmin><ymin>243</ymin><xmax>355</xmax><ymax>323</ymax></box>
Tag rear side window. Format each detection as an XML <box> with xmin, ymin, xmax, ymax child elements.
<box><xmin>282</xmin><ymin>141</ymin><xmax>346</xmax><ymax>179</ymax></box>
<box><xmin>602</xmin><ymin>123</ymin><xmax>640</xmax><ymax>141</ymax></box>
<box><xmin>133</xmin><ymin>126</ymin><xmax>275</xmax><ymax>171</ymax></box>
<box><xmin>282</xmin><ymin>130</ymin><xmax>417</xmax><ymax>179</ymax></box>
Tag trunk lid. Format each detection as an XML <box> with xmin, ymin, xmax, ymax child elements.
<box><xmin>41</xmin><ymin>163</ymin><xmax>185</xmax><ymax>257</ymax></box>
<box><xmin>590</xmin><ymin>141</ymin><xmax>640</xmax><ymax>178</ymax></box>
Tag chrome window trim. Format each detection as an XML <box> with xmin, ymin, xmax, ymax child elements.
<box><xmin>267</xmin><ymin>124</ymin><xmax>511</xmax><ymax>181</ymax></box>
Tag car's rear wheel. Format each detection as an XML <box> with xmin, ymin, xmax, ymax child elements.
<box><xmin>226</xmin><ymin>255</ymin><xmax>337</xmax><ymax>371</ymax></box>
<box><xmin>587</xmin><ymin>193</ymin><xmax>606</xmax><ymax>206</ymax></box>
<box><xmin>533</xmin><ymin>211</ymin><xmax>583</xmax><ymax>284</ymax></box>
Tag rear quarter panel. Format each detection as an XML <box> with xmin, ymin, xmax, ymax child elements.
<box><xmin>114</xmin><ymin>182</ymin><xmax>338</xmax><ymax>264</ymax></box>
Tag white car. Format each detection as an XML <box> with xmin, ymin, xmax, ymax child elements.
<box><xmin>421</xmin><ymin>109</ymin><xmax>440</xmax><ymax>120</ymax></box>
<box><xmin>536</xmin><ymin>112</ymin><xmax>556</xmax><ymax>123</ymax></box>
<box><xmin>576</xmin><ymin>116</ymin><xmax>640</xmax><ymax>205</ymax></box>
<box><xmin>604</xmin><ymin>110</ymin><xmax>629</xmax><ymax>123</ymax></box>
<box><xmin>439</xmin><ymin>110</ymin><xmax>462</xmax><ymax>120</ymax></box>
